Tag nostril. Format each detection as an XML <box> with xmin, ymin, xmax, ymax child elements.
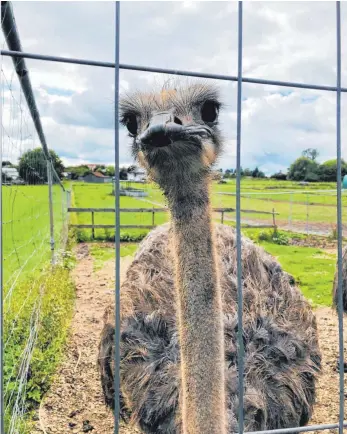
<box><xmin>174</xmin><ymin>116</ymin><xmax>182</xmax><ymax>125</ymax></box>
<box><xmin>141</xmin><ymin>131</ymin><xmax>172</xmax><ymax>147</ymax></box>
<box><xmin>153</xmin><ymin>131</ymin><xmax>172</xmax><ymax>147</ymax></box>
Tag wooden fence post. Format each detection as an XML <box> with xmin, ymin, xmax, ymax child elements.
<box><xmin>272</xmin><ymin>208</ymin><xmax>277</xmax><ymax>230</ymax></box>
<box><xmin>152</xmin><ymin>209</ymin><xmax>155</xmax><ymax>226</ymax></box>
<box><xmin>221</xmin><ymin>211</ymin><xmax>224</xmax><ymax>224</ymax></box>
<box><xmin>92</xmin><ymin>211</ymin><xmax>95</xmax><ymax>240</ymax></box>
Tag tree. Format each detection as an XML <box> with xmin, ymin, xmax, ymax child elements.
<box><xmin>243</xmin><ymin>168</ymin><xmax>253</xmax><ymax>177</ymax></box>
<box><xmin>287</xmin><ymin>156</ymin><xmax>319</xmax><ymax>182</ymax></box>
<box><xmin>94</xmin><ymin>164</ymin><xmax>106</xmax><ymax>173</ymax></box>
<box><xmin>2</xmin><ymin>160</ymin><xmax>13</xmax><ymax>167</ymax></box>
<box><xmin>302</xmin><ymin>148</ymin><xmax>319</xmax><ymax>161</ymax></box>
<box><xmin>105</xmin><ymin>166</ymin><xmax>115</xmax><ymax>177</ymax></box>
<box><xmin>18</xmin><ymin>148</ymin><xmax>64</xmax><ymax>185</ymax></box>
<box><xmin>319</xmin><ymin>159</ymin><xmax>347</xmax><ymax>182</ymax></box>
<box><xmin>223</xmin><ymin>169</ymin><xmax>233</xmax><ymax>179</ymax></box>
<box><xmin>251</xmin><ymin>167</ymin><xmax>266</xmax><ymax>178</ymax></box>
<box><xmin>120</xmin><ymin>167</ymin><xmax>128</xmax><ymax>180</ymax></box>
<box><xmin>271</xmin><ymin>171</ymin><xmax>287</xmax><ymax>180</ymax></box>
<box><xmin>66</xmin><ymin>165</ymin><xmax>91</xmax><ymax>180</ymax></box>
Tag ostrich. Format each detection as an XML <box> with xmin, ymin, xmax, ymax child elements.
<box><xmin>98</xmin><ymin>82</ymin><xmax>321</xmax><ymax>433</ymax></box>
<box><xmin>332</xmin><ymin>245</ymin><xmax>347</xmax><ymax>372</ymax></box>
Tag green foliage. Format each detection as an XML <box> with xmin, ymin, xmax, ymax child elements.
<box><xmin>271</xmin><ymin>171</ymin><xmax>287</xmax><ymax>180</ymax></box>
<box><xmin>257</xmin><ymin>229</ymin><xmax>290</xmax><ymax>245</ymax></box>
<box><xmin>66</xmin><ymin>165</ymin><xmax>92</xmax><ymax>180</ymax></box>
<box><xmin>251</xmin><ymin>167</ymin><xmax>266</xmax><ymax>178</ymax></box>
<box><xmin>287</xmin><ymin>156</ymin><xmax>320</xmax><ymax>182</ymax></box>
<box><xmin>18</xmin><ymin>148</ymin><xmax>64</xmax><ymax>184</ymax></box>
<box><xmin>272</xmin><ymin>230</ymin><xmax>290</xmax><ymax>245</ymax></box>
<box><xmin>4</xmin><ymin>262</ymin><xmax>75</xmax><ymax>431</ymax></box>
<box><xmin>105</xmin><ymin>165</ymin><xmax>115</xmax><ymax>176</ymax></box>
<box><xmin>260</xmin><ymin>242</ymin><xmax>336</xmax><ymax>307</ymax></box>
<box><xmin>319</xmin><ymin>159</ymin><xmax>347</xmax><ymax>182</ymax></box>
<box><xmin>90</xmin><ymin>243</ymin><xmax>138</xmax><ymax>271</ymax></box>
<box><xmin>302</xmin><ymin>148</ymin><xmax>319</xmax><ymax>161</ymax></box>
<box><xmin>2</xmin><ymin>160</ymin><xmax>14</xmax><ymax>167</ymax></box>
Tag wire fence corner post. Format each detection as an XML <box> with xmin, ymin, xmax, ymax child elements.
<box><xmin>47</xmin><ymin>160</ymin><xmax>55</xmax><ymax>265</ymax></box>
<box><xmin>236</xmin><ymin>1</ymin><xmax>245</xmax><ymax>433</ymax></box>
<box><xmin>335</xmin><ymin>2</ymin><xmax>344</xmax><ymax>433</ymax></box>
<box><xmin>114</xmin><ymin>1</ymin><xmax>121</xmax><ymax>433</ymax></box>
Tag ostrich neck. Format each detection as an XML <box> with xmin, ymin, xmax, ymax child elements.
<box><xmin>166</xmin><ymin>177</ymin><xmax>227</xmax><ymax>434</ymax></box>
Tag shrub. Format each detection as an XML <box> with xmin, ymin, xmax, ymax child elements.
<box><xmin>272</xmin><ymin>231</ymin><xmax>290</xmax><ymax>245</ymax></box>
<box><xmin>257</xmin><ymin>229</ymin><xmax>290</xmax><ymax>245</ymax></box>
<box><xmin>258</xmin><ymin>230</ymin><xmax>272</xmax><ymax>242</ymax></box>
<box><xmin>4</xmin><ymin>258</ymin><xmax>75</xmax><ymax>431</ymax></box>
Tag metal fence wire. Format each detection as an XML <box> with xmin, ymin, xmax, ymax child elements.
<box><xmin>0</xmin><ymin>1</ymin><xmax>346</xmax><ymax>434</ymax></box>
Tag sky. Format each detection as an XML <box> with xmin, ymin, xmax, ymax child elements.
<box><xmin>1</xmin><ymin>1</ymin><xmax>347</xmax><ymax>175</ymax></box>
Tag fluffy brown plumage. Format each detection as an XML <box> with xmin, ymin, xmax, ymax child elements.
<box><xmin>98</xmin><ymin>81</ymin><xmax>321</xmax><ymax>433</ymax></box>
<box><xmin>99</xmin><ymin>223</ymin><xmax>321</xmax><ymax>433</ymax></box>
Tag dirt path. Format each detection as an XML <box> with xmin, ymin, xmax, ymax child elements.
<box><xmin>32</xmin><ymin>244</ymin><xmax>138</xmax><ymax>434</ymax></box>
<box><xmin>310</xmin><ymin>307</ymin><xmax>347</xmax><ymax>432</ymax></box>
<box><xmin>33</xmin><ymin>244</ymin><xmax>347</xmax><ymax>434</ymax></box>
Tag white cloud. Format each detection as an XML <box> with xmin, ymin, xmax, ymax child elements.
<box><xmin>1</xmin><ymin>1</ymin><xmax>347</xmax><ymax>174</ymax></box>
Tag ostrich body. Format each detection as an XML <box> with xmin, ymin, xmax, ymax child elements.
<box><xmin>98</xmin><ymin>83</ymin><xmax>321</xmax><ymax>433</ymax></box>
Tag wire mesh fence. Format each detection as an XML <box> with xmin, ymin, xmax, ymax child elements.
<box><xmin>0</xmin><ymin>1</ymin><xmax>346</xmax><ymax>434</ymax></box>
<box><xmin>1</xmin><ymin>14</ymin><xmax>70</xmax><ymax>433</ymax></box>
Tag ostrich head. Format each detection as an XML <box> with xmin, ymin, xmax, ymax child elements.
<box><xmin>120</xmin><ymin>82</ymin><xmax>223</xmax><ymax>194</ymax></box>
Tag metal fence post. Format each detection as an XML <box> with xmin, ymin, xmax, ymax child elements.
<box><xmin>236</xmin><ymin>3</ymin><xmax>244</xmax><ymax>434</ymax></box>
<box><xmin>114</xmin><ymin>2</ymin><xmax>121</xmax><ymax>433</ymax></box>
<box><xmin>335</xmin><ymin>3</ymin><xmax>344</xmax><ymax>433</ymax></box>
<box><xmin>47</xmin><ymin>160</ymin><xmax>55</xmax><ymax>264</ymax></box>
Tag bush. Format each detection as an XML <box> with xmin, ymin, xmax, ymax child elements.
<box><xmin>271</xmin><ymin>172</ymin><xmax>287</xmax><ymax>180</ymax></box>
<box><xmin>257</xmin><ymin>229</ymin><xmax>290</xmax><ymax>245</ymax></box>
<box><xmin>258</xmin><ymin>230</ymin><xmax>272</xmax><ymax>242</ymax></box>
<box><xmin>288</xmin><ymin>157</ymin><xmax>320</xmax><ymax>182</ymax></box>
<box><xmin>4</xmin><ymin>258</ymin><xmax>75</xmax><ymax>431</ymax></box>
<box><xmin>272</xmin><ymin>231</ymin><xmax>290</xmax><ymax>245</ymax></box>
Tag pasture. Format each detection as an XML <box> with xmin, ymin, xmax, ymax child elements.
<box><xmin>71</xmin><ymin>178</ymin><xmax>345</xmax><ymax>240</ymax></box>
<box><xmin>2</xmin><ymin>184</ymin><xmax>66</xmax><ymax>287</ymax></box>
<box><xmin>70</xmin><ymin>178</ymin><xmax>339</xmax><ymax>307</ymax></box>
<box><xmin>2</xmin><ymin>183</ymin><xmax>73</xmax><ymax>432</ymax></box>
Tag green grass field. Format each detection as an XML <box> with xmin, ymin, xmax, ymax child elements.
<box><xmin>3</xmin><ymin>184</ymin><xmax>66</xmax><ymax>287</ymax></box>
<box><xmin>70</xmin><ymin>179</ymin><xmax>338</xmax><ymax>307</ymax></box>
<box><xmin>71</xmin><ymin>178</ymin><xmax>344</xmax><ymax>242</ymax></box>
<box><xmin>2</xmin><ymin>183</ymin><xmax>72</xmax><ymax>432</ymax></box>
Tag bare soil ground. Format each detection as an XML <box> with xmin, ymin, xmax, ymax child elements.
<box><xmin>33</xmin><ymin>244</ymin><xmax>347</xmax><ymax>434</ymax></box>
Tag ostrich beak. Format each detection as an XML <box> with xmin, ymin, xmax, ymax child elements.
<box><xmin>139</xmin><ymin>111</ymin><xmax>183</xmax><ymax>149</ymax></box>
<box><xmin>139</xmin><ymin>111</ymin><xmax>212</xmax><ymax>150</ymax></box>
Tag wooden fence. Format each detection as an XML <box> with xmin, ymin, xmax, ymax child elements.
<box><xmin>68</xmin><ymin>207</ymin><xmax>278</xmax><ymax>239</ymax></box>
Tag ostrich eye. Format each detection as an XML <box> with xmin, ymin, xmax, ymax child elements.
<box><xmin>124</xmin><ymin>115</ymin><xmax>138</xmax><ymax>136</ymax></box>
<box><xmin>201</xmin><ymin>101</ymin><xmax>219</xmax><ymax>123</ymax></box>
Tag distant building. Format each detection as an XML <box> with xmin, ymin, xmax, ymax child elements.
<box><xmin>86</xmin><ymin>164</ymin><xmax>98</xmax><ymax>171</ymax></box>
<box><xmin>83</xmin><ymin>171</ymin><xmax>112</xmax><ymax>183</ymax></box>
<box><xmin>127</xmin><ymin>167</ymin><xmax>147</xmax><ymax>182</ymax></box>
<box><xmin>2</xmin><ymin>167</ymin><xmax>24</xmax><ymax>184</ymax></box>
